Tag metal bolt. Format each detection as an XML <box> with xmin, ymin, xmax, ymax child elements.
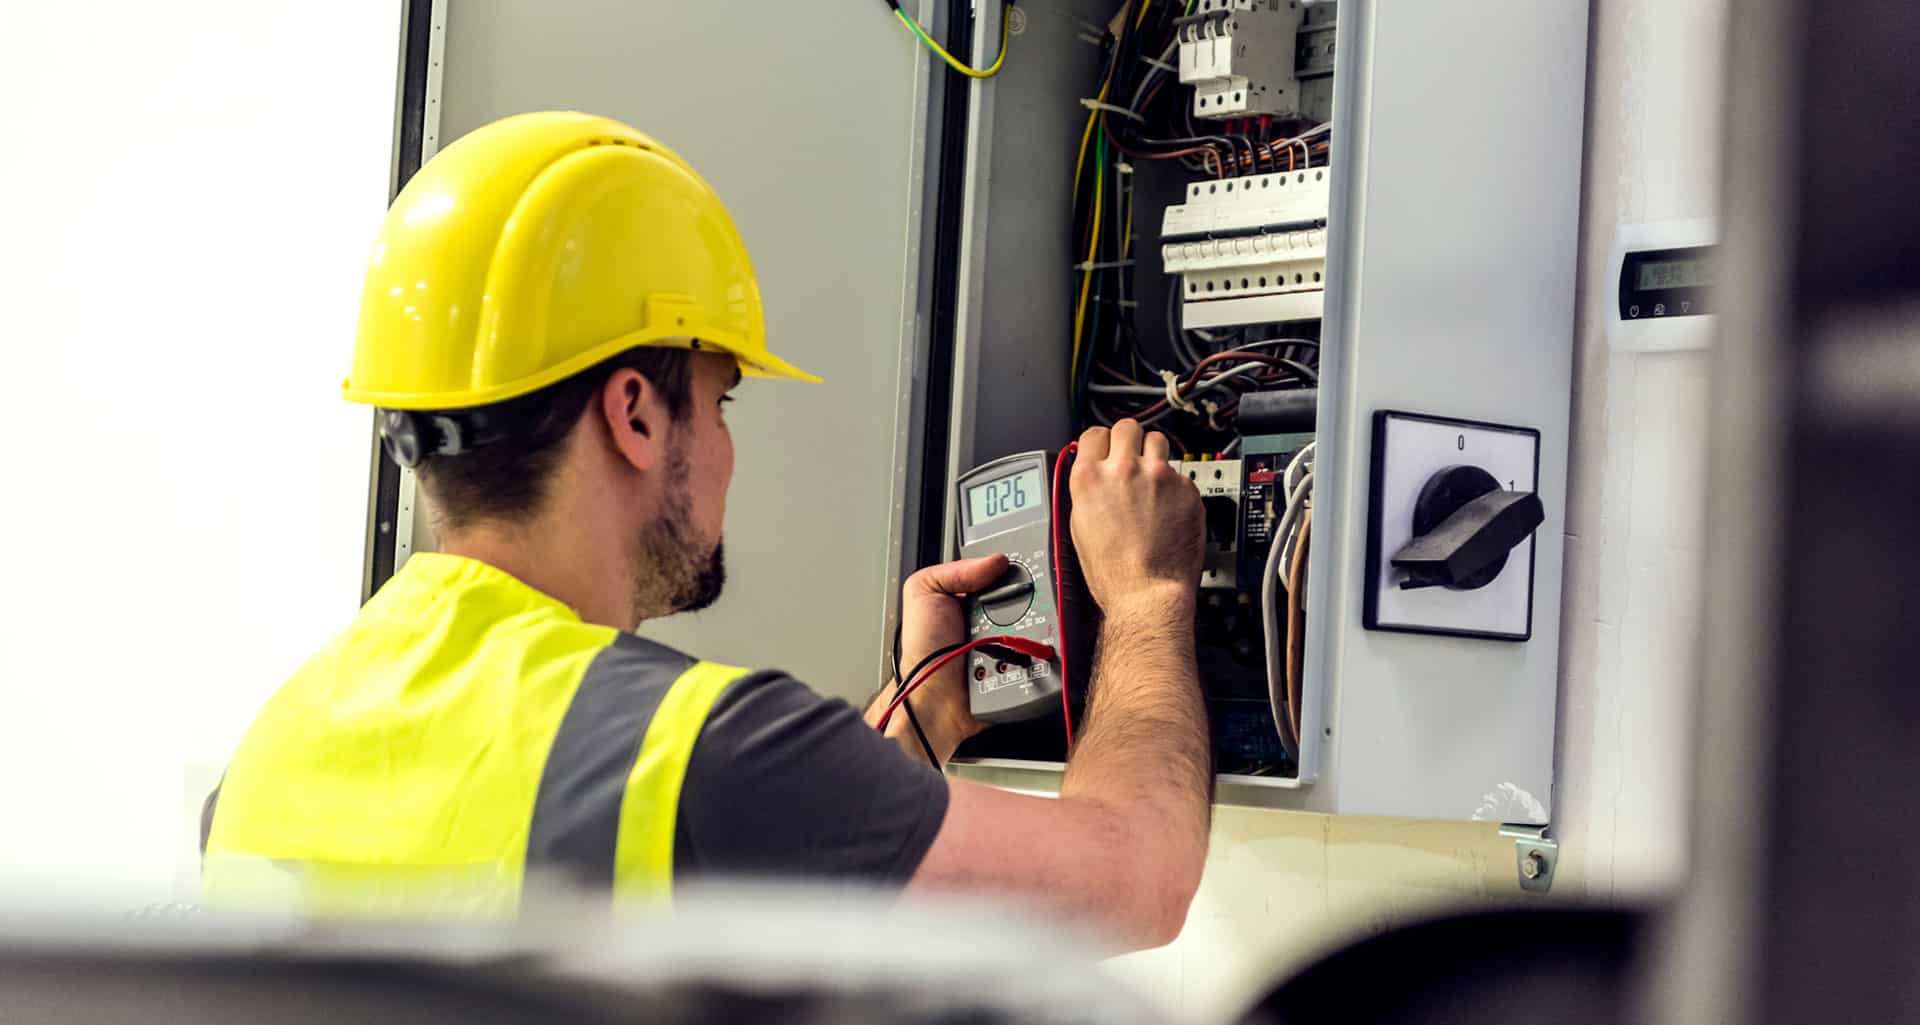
<box><xmin>1521</xmin><ymin>851</ymin><xmax>1547</xmax><ymax>880</ymax></box>
<box><xmin>1006</xmin><ymin>7</ymin><xmax>1027</xmax><ymax>35</ymax></box>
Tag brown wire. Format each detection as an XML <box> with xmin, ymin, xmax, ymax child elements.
<box><xmin>1099</xmin><ymin>105</ymin><xmax>1227</xmax><ymax>177</ymax></box>
<box><xmin>1130</xmin><ymin>352</ymin><xmax>1304</xmax><ymax>420</ymax></box>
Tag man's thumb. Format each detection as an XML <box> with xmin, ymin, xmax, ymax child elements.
<box><xmin>908</xmin><ymin>554</ymin><xmax>1010</xmax><ymax>597</ymax></box>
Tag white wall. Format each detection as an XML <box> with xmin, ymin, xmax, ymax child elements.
<box><xmin>1553</xmin><ymin>0</ymin><xmax>1726</xmax><ymax>900</ymax></box>
<box><xmin>1103</xmin><ymin>0</ymin><xmax>1728</xmax><ymax>1017</ymax></box>
<box><xmin>0</xmin><ymin>0</ymin><xmax>401</xmax><ymax>907</ymax></box>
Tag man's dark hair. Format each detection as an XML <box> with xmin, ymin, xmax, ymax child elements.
<box><xmin>412</xmin><ymin>347</ymin><xmax>694</xmax><ymax>530</ymax></box>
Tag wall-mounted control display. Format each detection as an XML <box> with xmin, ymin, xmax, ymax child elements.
<box><xmin>1618</xmin><ymin>245</ymin><xmax>1713</xmax><ymax>321</ymax></box>
<box><xmin>1607</xmin><ymin>219</ymin><xmax>1718</xmax><ymax>352</ymax></box>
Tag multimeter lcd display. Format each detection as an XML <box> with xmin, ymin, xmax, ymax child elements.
<box><xmin>1635</xmin><ymin>256</ymin><xmax>1712</xmax><ymax>290</ymax></box>
<box><xmin>966</xmin><ymin>468</ymin><xmax>1046</xmax><ymax>527</ymax></box>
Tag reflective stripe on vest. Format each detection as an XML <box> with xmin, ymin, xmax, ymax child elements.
<box><xmin>202</xmin><ymin>554</ymin><xmax>745</xmax><ymax>916</ymax></box>
<box><xmin>526</xmin><ymin>641</ymin><xmax>746</xmax><ymax>892</ymax></box>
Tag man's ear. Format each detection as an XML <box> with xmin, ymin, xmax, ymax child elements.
<box><xmin>599</xmin><ymin>367</ymin><xmax>666</xmax><ymax>472</ymax></box>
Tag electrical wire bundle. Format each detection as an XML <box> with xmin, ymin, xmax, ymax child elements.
<box><xmin>1084</xmin><ymin>337</ymin><xmax>1320</xmax><ymax>456</ymax></box>
<box><xmin>1261</xmin><ymin>441</ymin><xmax>1314</xmax><ymax>759</ymax></box>
<box><xmin>1070</xmin><ymin>0</ymin><xmax>1330</xmax><ymax>452</ymax></box>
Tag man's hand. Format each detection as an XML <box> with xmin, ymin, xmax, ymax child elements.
<box><xmin>908</xmin><ymin>424</ymin><xmax>1212</xmax><ymax>950</ymax></box>
<box><xmin>867</xmin><ymin>553</ymin><xmax>1009</xmax><ymax>764</ymax></box>
<box><xmin>1068</xmin><ymin>419</ymin><xmax>1205</xmax><ymax>611</ymax></box>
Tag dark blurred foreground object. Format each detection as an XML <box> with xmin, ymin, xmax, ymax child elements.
<box><xmin>8</xmin><ymin>895</ymin><xmax>1664</xmax><ymax>1025</ymax></box>
<box><xmin>0</xmin><ymin>899</ymin><xmax>1653</xmax><ymax>1025</ymax></box>
<box><xmin>1253</xmin><ymin>908</ymin><xmax>1644</xmax><ymax>1025</ymax></box>
<box><xmin>0</xmin><ymin>887</ymin><xmax>1177</xmax><ymax>1025</ymax></box>
<box><xmin>1635</xmin><ymin>0</ymin><xmax>1920</xmax><ymax>1023</ymax></box>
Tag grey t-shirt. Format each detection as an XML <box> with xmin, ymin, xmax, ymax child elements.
<box><xmin>672</xmin><ymin>671</ymin><xmax>950</xmax><ymax>883</ymax></box>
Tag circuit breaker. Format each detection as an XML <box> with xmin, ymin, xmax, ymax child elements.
<box><xmin>1162</xmin><ymin>165</ymin><xmax>1332</xmax><ymax>329</ymax></box>
<box><xmin>1179</xmin><ymin>0</ymin><xmax>1307</xmax><ymax>120</ymax></box>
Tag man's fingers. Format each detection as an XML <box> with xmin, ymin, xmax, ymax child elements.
<box><xmin>1110</xmin><ymin>418</ymin><xmax>1146</xmax><ymax>458</ymax></box>
<box><xmin>907</xmin><ymin>554</ymin><xmax>1010</xmax><ymax>597</ymax></box>
<box><xmin>1144</xmin><ymin>429</ymin><xmax>1171</xmax><ymax>462</ymax></box>
<box><xmin>1077</xmin><ymin>425</ymin><xmax>1111</xmax><ymax>461</ymax></box>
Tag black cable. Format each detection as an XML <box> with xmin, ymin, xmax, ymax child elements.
<box><xmin>890</xmin><ymin>618</ymin><xmax>957</xmax><ymax>769</ymax></box>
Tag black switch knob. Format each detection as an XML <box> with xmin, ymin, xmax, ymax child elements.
<box><xmin>974</xmin><ymin>563</ymin><xmax>1035</xmax><ymax>626</ymax></box>
<box><xmin>1391</xmin><ymin>465</ymin><xmax>1545</xmax><ymax>591</ymax></box>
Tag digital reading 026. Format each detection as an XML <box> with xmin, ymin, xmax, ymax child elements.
<box><xmin>966</xmin><ymin>468</ymin><xmax>1045</xmax><ymax>527</ymax></box>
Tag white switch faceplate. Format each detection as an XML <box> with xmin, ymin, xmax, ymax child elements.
<box><xmin>1365</xmin><ymin>412</ymin><xmax>1542</xmax><ymax>640</ymax></box>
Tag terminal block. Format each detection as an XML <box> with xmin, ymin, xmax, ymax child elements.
<box><xmin>1176</xmin><ymin>458</ymin><xmax>1245</xmax><ymax>590</ymax></box>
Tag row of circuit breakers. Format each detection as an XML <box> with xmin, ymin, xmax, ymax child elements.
<box><xmin>1171</xmin><ymin>0</ymin><xmax>1336</xmax><ymax>331</ymax></box>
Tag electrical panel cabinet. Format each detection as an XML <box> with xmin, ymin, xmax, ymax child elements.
<box><xmin>399</xmin><ymin>0</ymin><xmax>1587</xmax><ymax>829</ymax></box>
<box><xmin>940</xmin><ymin>0</ymin><xmax>1588</xmax><ymax>825</ymax></box>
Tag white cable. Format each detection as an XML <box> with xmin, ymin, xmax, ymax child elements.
<box><xmin>1262</xmin><ymin>470</ymin><xmax>1311</xmax><ymax>756</ymax></box>
<box><xmin>1262</xmin><ymin>443</ymin><xmax>1315</xmax><ymax>759</ymax></box>
<box><xmin>1080</xmin><ymin>97</ymin><xmax>1146</xmax><ymax>123</ymax></box>
<box><xmin>1158</xmin><ymin>369</ymin><xmax>1201</xmax><ymax>414</ymax></box>
<box><xmin>1283</xmin><ymin>439</ymin><xmax>1313</xmax><ymax>495</ymax></box>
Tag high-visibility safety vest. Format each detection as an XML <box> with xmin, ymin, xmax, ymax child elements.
<box><xmin>202</xmin><ymin>553</ymin><xmax>748</xmax><ymax>916</ymax></box>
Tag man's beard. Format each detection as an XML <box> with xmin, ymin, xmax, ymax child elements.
<box><xmin>630</xmin><ymin>444</ymin><xmax>726</xmax><ymax>623</ymax></box>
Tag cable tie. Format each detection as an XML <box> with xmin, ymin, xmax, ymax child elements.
<box><xmin>1079</xmin><ymin>97</ymin><xmax>1146</xmax><ymax>123</ymax></box>
<box><xmin>1074</xmin><ymin>258</ymin><xmax>1137</xmax><ymax>271</ymax></box>
<box><xmin>1140</xmin><ymin>54</ymin><xmax>1178</xmax><ymax>73</ymax></box>
<box><xmin>1160</xmin><ymin>369</ymin><xmax>1201</xmax><ymax>414</ymax></box>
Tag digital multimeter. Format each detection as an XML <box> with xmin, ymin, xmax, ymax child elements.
<box><xmin>952</xmin><ymin>451</ymin><xmax>1089</xmax><ymax>723</ymax></box>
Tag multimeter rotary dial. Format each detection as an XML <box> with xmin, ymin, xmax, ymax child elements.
<box><xmin>974</xmin><ymin>560</ymin><xmax>1037</xmax><ymax>627</ymax></box>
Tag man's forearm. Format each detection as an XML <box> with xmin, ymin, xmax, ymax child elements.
<box><xmin>902</xmin><ymin>593</ymin><xmax>1210</xmax><ymax>950</ymax></box>
<box><xmin>1062</xmin><ymin>589</ymin><xmax>1211</xmax><ymax>829</ymax></box>
<box><xmin>1065</xmin><ymin>591</ymin><xmax>1210</xmax><ymax>791</ymax></box>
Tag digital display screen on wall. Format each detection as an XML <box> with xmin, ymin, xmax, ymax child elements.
<box><xmin>1636</xmin><ymin>257</ymin><xmax>1712</xmax><ymax>290</ymax></box>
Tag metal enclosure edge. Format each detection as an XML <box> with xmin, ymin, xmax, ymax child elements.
<box><xmin>941</xmin><ymin>0</ymin><xmax>1105</xmax><ymax>557</ymax></box>
<box><xmin>877</xmin><ymin>0</ymin><xmax>952</xmax><ymax>685</ymax></box>
<box><xmin>938</xmin><ymin>0</ymin><xmax>1005</xmax><ymax>562</ymax></box>
<box><xmin>363</xmin><ymin>0</ymin><xmax>440</xmax><ymax>603</ymax></box>
<box><xmin>1306</xmin><ymin>0</ymin><xmax>1588</xmax><ymax>822</ymax></box>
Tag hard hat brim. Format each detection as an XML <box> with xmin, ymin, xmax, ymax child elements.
<box><xmin>343</xmin><ymin>334</ymin><xmax>821</xmax><ymax>410</ymax></box>
<box><xmin>733</xmin><ymin>346</ymin><xmax>825</xmax><ymax>385</ymax></box>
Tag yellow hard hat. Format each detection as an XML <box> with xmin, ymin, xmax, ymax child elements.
<box><xmin>344</xmin><ymin>111</ymin><xmax>820</xmax><ymax>411</ymax></box>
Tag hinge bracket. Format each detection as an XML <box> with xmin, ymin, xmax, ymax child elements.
<box><xmin>1500</xmin><ymin>823</ymin><xmax>1558</xmax><ymax>893</ymax></box>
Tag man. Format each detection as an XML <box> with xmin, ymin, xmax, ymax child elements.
<box><xmin>203</xmin><ymin>112</ymin><xmax>1211</xmax><ymax>949</ymax></box>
